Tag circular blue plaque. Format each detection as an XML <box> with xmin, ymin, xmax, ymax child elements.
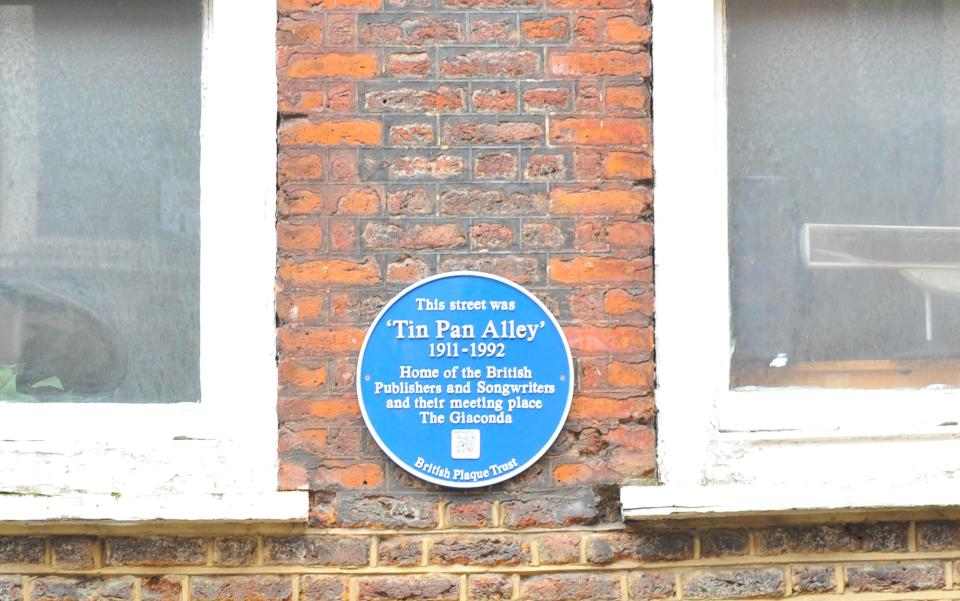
<box><xmin>357</xmin><ymin>272</ymin><xmax>574</xmax><ymax>488</ymax></box>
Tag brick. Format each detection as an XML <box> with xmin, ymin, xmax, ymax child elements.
<box><xmin>279</xmin><ymin>328</ymin><xmax>365</xmax><ymax>355</ymax></box>
<box><xmin>0</xmin><ymin>537</ymin><xmax>45</xmax><ymax>564</ymax></box>
<box><xmin>576</xmin><ymin>221</ymin><xmax>653</xmax><ymax>251</ymax></box>
<box><xmin>388</xmin><ymin>256</ymin><xmax>432</xmax><ymax>283</ymax></box>
<box><xmin>364</xmin><ymin>86</ymin><xmax>467</xmax><ymax>114</ymax></box>
<box><xmin>550</xmin><ymin>187</ymin><xmax>652</xmax><ymax>215</ymax></box>
<box><xmin>603</xmin><ymin>151</ymin><xmax>653</xmax><ymax>180</ymax></box>
<box><xmin>587</xmin><ymin>531</ymin><xmax>693</xmax><ymax>563</ymax></box>
<box><xmin>362</xmin><ymin>223</ymin><xmax>465</xmax><ymax>249</ymax></box>
<box><xmin>845</xmin><ymin>562</ymin><xmax>944</xmax><ymax>592</ymax></box>
<box><xmin>359</xmin><ymin>16</ymin><xmax>464</xmax><ymax>46</ymax></box>
<box><xmin>473</xmin><ymin>88</ymin><xmax>519</xmax><ymax>113</ymax></box>
<box><xmin>441</xmin><ymin>188</ymin><xmax>547</xmax><ymax>215</ymax></box>
<box><xmin>430</xmin><ymin>536</ymin><xmax>530</xmax><ymax>566</ymax></box>
<box><xmin>31</xmin><ymin>578</ymin><xmax>136</xmax><ymax>601</ymax></box>
<box><xmin>579</xmin><ymin>358</ymin><xmax>653</xmax><ymax>390</ymax></box>
<box><xmin>337</xmin><ymin>495</ymin><xmax>438</xmax><ymax>528</ymax></box>
<box><xmin>441</xmin><ymin>256</ymin><xmax>539</xmax><ymax>284</ymax></box>
<box><xmin>501</xmin><ymin>490</ymin><xmax>602</xmax><ymax>528</ymax></box>
<box><xmin>469</xmin><ymin>575</ymin><xmax>513</xmax><ymax>601</ymax></box>
<box><xmin>52</xmin><ymin>536</ymin><xmax>96</xmax><ymax>569</ymax></box>
<box><xmin>379</xmin><ymin>538</ymin><xmax>422</xmax><ymax>566</ymax></box>
<box><xmin>538</xmin><ymin>534</ymin><xmax>581</xmax><ymax>564</ymax></box>
<box><xmin>279</xmin><ymin>222</ymin><xmax>323</xmax><ymax>253</ymax></box>
<box><xmin>574</xmin><ymin>17</ymin><xmax>600</xmax><ymax>43</ymax></box>
<box><xmin>522</xmin><ymin>88</ymin><xmax>571</xmax><ymax>112</ymax></box>
<box><xmin>700</xmin><ymin>529</ymin><xmax>749</xmax><ymax>558</ymax></box>
<box><xmin>522</xmin><ymin>222</ymin><xmax>566</xmax><ymax>248</ymax></box>
<box><xmin>280</xmin><ymin>258</ymin><xmax>381</xmax><ymax>287</ymax></box>
<box><xmin>329</xmin><ymin>149</ymin><xmax>360</xmax><ymax>181</ymax></box>
<box><xmin>550</xmin><ymin>256</ymin><xmax>652</xmax><ymax>284</ymax></box>
<box><xmin>390</xmin><ymin>122</ymin><xmax>436</xmax><ymax>146</ymax></box>
<box><xmin>281</xmin><ymin>0</ymin><xmax>381</xmax><ymax>10</ymax></box>
<box><xmin>683</xmin><ymin>569</ymin><xmax>785</xmax><ymax>599</ymax></box>
<box><xmin>279</xmin><ymin>151</ymin><xmax>324</xmax><ymax>183</ymax></box>
<box><xmin>522</xmin><ymin>16</ymin><xmax>569</xmax><ymax>42</ymax></box>
<box><xmin>300</xmin><ymin>577</ymin><xmax>347</xmax><ymax>601</ymax></box>
<box><xmin>470</xmin><ymin>19</ymin><xmax>517</xmax><ymax>44</ymax></box>
<box><xmin>362</xmin><ymin>151</ymin><xmax>468</xmax><ymax>181</ymax></box>
<box><xmin>388</xmin><ymin>53</ymin><xmax>432</xmax><ymax>78</ymax></box>
<box><xmin>142</xmin><ymin>577</ymin><xmax>183</xmax><ymax>601</ymax></box>
<box><xmin>474</xmin><ymin>152</ymin><xmax>519</xmax><ymax>180</ymax></box>
<box><xmin>471</xmin><ymin>223</ymin><xmax>515</xmax><ymax>250</ymax></box>
<box><xmin>525</xmin><ymin>154</ymin><xmax>567</xmax><ymax>181</ymax></box>
<box><xmin>278</xmin><ymin>18</ymin><xmax>323</xmax><ymax>46</ymax></box>
<box><xmin>604</xmin><ymin>288</ymin><xmax>653</xmax><ymax>317</ymax></box>
<box><xmin>441</xmin><ymin>50</ymin><xmax>541</xmax><ymax>78</ymax></box>
<box><xmin>792</xmin><ymin>566</ymin><xmax>836</xmax><ymax>595</ymax></box>
<box><xmin>0</xmin><ymin>577</ymin><xmax>21</xmax><ymax>601</ymax></box>
<box><xmin>281</xmin><ymin>119</ymin><xmax>382</xmax><ymax>146</ymax></box>
<box><xmin>192</xmin><ymin>577</ymin><xmax>293</xmax><ymax>601</ymax></box>
<box><xmin>214</xmin><ymin>537</ymin><xmax>257</xmax><ymax>567</ymax></box>
<box><xmin>918</xmin><ymin>520</ymin><xmax>960</xmax><ymax>550</ymax></box>
<box><xmin>327</xmin><ymin>15</ymin><xmax>357</xmax><ymax>45</ymax></box>
<box><xmin>756</xmin><ymin>523</ymin><xmax>908</xmax><ymax>555</ymax></box>
<box><xmin>264</xmin><ymin>536</ymin><xmax>369</xmax><ymax>566</ymax></box>
<box><xmin>331</xmin><ymin>222</ymin><xmax>358</xmax><ymax>251</ymax></box>
<box><xmin>291</xmin><ymin>461</ymin><xmax>385</xmax><ymax>490</ymax></box>
<box><xmin>447</xmin><ymin>499</ymin><xmax>495</xmax><ymax>528</ymax></box>
<box><xmin>570</xmin><ymin>394</ymin><xmax>654</xmax><ymax>423</ymax></box>
<box><xmin>105</xmin><ymin>537</ymin><xmax>206</xmax><ymax>567</ymax></box>
<box><xmin>628</xmin><ymin>571</ymin><xmax>676</xmax><ymax>600</ymax></box>
<box><xmin>607</xmin><ymin>86</ymin><xmax>650</xmax><ymax>113</ymax></box>
<box><xmin>387</xmin><ymin>188</ymin><xmax>436</xmax><ymax>214</ymax></box>
<box><xmin>283</xmin><ymin>53</ymin><xmax>378</xmax><ymax>79</ymax></box>
<box><xmin>575</xmin><ymin>86</ymin><xmax>603</xmax><ymax>112</ymax></box>
<box><xmin>445</xmin><ymin>0</ymin><xmax>539</xmax><ymax>7</ymax></box>
<box><xmin>442</xmin><ymin>120</ymin><xmax>544</xmax><ymax>145</ymax></box>
<box><xmin>551</xmin><ymin>118</ymin><xmax>651</xmax><ymax>146</ymax></box>
<box><xmin>359</xmin><ymin>576</ymin><xmax>459</xmax><ymax>601</ymax></box>
<box><xmin>521</xmin><ymin>574</ymin><xmax>620</xmax><ymax>601</ymax></box>
<box><xmin>606</xmin><ymin>16</ymin><xmax>650</xmax><ymax>44</ymax></box>
<box><xmin>565</xmin><ymin>325</ymin><xmax>652</xmax><ymax>354</ymax></box>
<box><xmin>549</xmin><ymin>50</ymin><xmax>650</xmax><ymax>77</ymax></box>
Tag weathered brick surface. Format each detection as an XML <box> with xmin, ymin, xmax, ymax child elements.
<box><xmin>51</xmin><ymin>536</ymin><xmax>96</xmax><ymax>570</ymax></box>
<box><xmin>105</xmin><ymin>537</ymin><xmax>206</xmax><ymax>567</ymax></box>
<box><xmin>142</xmin><ymin>577</ymin><xmax>183</xmax><ymax>601</ymax></box>
<box><xmin>756</xmin><ymin>522</ymin><xmax>908</xmax><ymax>555</ymax></box>
<box><xmin>791</xmin><ymin>566</ymin><xmax>836</xmax><ymax>595</ymax></box>
<box><xmin>0</xmin><ymin>577</ymin><xmax>21</xmax><ymax>601</ymax></box>
<box><xmin>0</xmin><ymin>537</ymin><xmax>44</xmax><ymax>565</ymax></box>
<box><xmin>521</xmin><ymin>573</ymin><xmax>620</xmax><ymax>601</ymax></box>
<box><xmin>429</xmin><ymin>535</ymin><xmax>530</xmax><ymax>565</ymax></box>
<box><xmin>683</xmin><ymin>568</ymin><xmax>785</xmax><ymax>599</ymax></box>
<box><xmin>264</xmin><ymin>535</ymin><xmax>369</xmax><ymax>566</ymax></box>
<box><xmin>31</xmin><ymin>577</ymin><xmax>137</xmax><ymax>601</ymax></box>
<box><xmin>628</xmin><ymin>571</ymin><xmax>676</xmax><ymax>600</ymax></box>
<box><xmin>359</xmin><ymin>576</ymin><xmax>459</xmax><ymax>601</ymax></box>
<box><xmin>192</xmin><ymin>576</ymin><xmax>294</xmax><ymax>601</ymax></box>
<box><xmin>845</xmin><ymin>562</ymin><xmax>945</xmax><ymax>592</ymax></box>
<box><xmin>277</xmin><ymin>0</ymin><xmax>654</xmax><ymax>497</ymax></box>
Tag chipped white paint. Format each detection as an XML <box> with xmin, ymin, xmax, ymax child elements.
<box><xmin>0</xmin><ymin>0</ymin><xmax>308</xmax><ymax>521</ymax></box>
<box><xmin>631</xmin><ymin>0</ymin><xmax>960</xmax><ymax>519</ymax></box>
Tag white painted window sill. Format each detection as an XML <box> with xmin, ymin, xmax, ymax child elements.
<box><xmin>621</xmin><ymin>484</ymin><xmax>960</xmax><ymax>521</ymax></box>
<box><xmin>0</xmin><ymin>492</ymin><xmax>309</xmax><ymax>522</ymax></box>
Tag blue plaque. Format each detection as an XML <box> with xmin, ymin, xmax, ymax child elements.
<box><xmin>357</xmin><ymin>272</ymin><xmax>574</xmax><ymax>488</ymax></box>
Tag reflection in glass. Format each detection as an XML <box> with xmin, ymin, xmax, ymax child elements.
<box><xmin>728</xmin><ymin>0</ymin><xmax>960</xmax><ymax>389</ymax></box>
<box><xmin>0</xmin><ymin>0</ymin><xmax>201</xmax><ymax>402</ymax></box>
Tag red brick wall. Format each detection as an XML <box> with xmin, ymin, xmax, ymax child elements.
<box><xmin>275</xmin><ymin>0</ymin><xmax>656</xmax><ymax>503</ymax></box>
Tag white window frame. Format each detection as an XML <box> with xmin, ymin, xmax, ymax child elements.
<box><xmin>0</xmin><ymin>0</ymin><xmax>307</xmax><ymax>521</ymax></box>
<box><xmin>622</xmin><ymin>0</ymin><xmax>960</xmax><ymax>519</ymax></box>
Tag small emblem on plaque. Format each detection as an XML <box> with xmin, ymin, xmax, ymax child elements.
<box><xmin>451</xmin><ymin>429</ymin><xmax>480</xmax><ymax>459</ymax></box>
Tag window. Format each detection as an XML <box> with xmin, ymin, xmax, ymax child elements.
<box><xmin>622</xmin><ymin>0</ymin><xmax>960</xmax><ymax>518</ymax></box>
<box><xmin>1</xmin><ymin>0</ymin><xmax>201</xmax><ymax>404</ymax></box>
<box><xmin>0</xmin><ymin>1</ymin><xmax>306</xmax><ymax>520</ymax></box>
<box><xmin>728</xmin><ymin>0</ymin><xmax>960</xmax><ymax>390</ymax></box>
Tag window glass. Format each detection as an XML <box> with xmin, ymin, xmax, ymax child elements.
<box><xmin>0</xmin><ymin>0</ymin><xmax>201</xmax><ymax>402</ymax></box>
<box><xmin>728</xmin><ymin>0</ymin><xmax>960</xmax><ymax>389</ymax></box>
